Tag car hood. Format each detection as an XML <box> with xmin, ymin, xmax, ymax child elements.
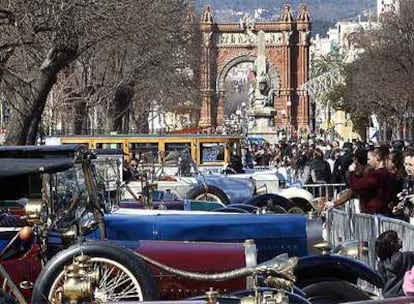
<box><xmin>203</xmin><ymin>175</ymin><xmax>255</xmax><ymax>189</ymax></box>
<box><xmin>94</xmin><ymin>211</ymin><xmax>309</xmax><ymax>262</ymax></box>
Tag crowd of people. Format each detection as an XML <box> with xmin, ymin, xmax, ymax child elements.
<box><xmin>247</xmin><ymin>138</ymin><xmax>414</xmax><ymax>298</ymax></box>
<box><xmin>243</xmin><ymin>139</ymin><xmax>353</xmax><ymax>185</ymax></box>
<box><xmin>241</xmin><ymin>138</ymin><xmax>414</xmax><ymax>219</ymax></box>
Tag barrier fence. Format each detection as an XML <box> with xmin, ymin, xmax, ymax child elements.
<box><xmin>302</xmin><ymin>182</ymin><xmax>414</xmax><ymax>270</ymax></box>
<box><xmin>326</xmin><ymin>205</ymin><xmax>414</xmax><ymax>270</ymax></box>
<box><xmin>302</xmin><ymin>183</ymin><xmax>347</xmax><ymax>200</ymax></box>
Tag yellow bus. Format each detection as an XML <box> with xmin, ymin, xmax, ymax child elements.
<box><xmin>45</xmin><ymin>134</ymin><xmax>244</xmax><ymax>172</ymax></box>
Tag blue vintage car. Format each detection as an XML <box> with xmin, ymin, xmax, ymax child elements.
<box><xmin>0</xmin><ymin>145</ymin><xmax>383</xmax><ymax>303</ymax></box>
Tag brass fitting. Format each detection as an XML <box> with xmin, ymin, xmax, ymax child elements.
<box><xmin>205</xmin><ymin>287</ymin><xmax>219</xmax><ymax>304</ymax></box>
<box><xmin>62</xmin><ymin>255</ymin><xmax>100</xmax><ymax>302</ymax></box>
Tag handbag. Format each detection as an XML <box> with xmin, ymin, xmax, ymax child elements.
<box><xmin>403</xmin><ymin>268</ymin><xmax>414</xmax><ymax>296</ymax></box>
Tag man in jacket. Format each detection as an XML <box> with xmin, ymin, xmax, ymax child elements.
<box><xmin>332</xmin><ymin>142</ymin><xmax>354</xmax><ymax>190</ymax></box>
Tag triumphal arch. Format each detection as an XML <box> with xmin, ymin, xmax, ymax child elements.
<box><xmin>198</xmin><ymin>4</ymin><xmax>311</xmax><ymax>138</ymax></box>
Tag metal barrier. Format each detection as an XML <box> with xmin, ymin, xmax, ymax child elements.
<box><xmin>325</xmin><ymin>208</ymin><xmax>352</xmax><ymax>245</ymax></box>
<box><xmin>352</xmin><ymin>212</ymin><xmax>378</xmax><ymax>267</ymax></box>
<box><xmin>326</xmin><ymin>206</ymin><xmax>414</xmax><ymax>269</ymax></box>
<box><xmin>302</xmin><ymin>183</ymin><xmax>347</xmax><ymax>200</ymax></box>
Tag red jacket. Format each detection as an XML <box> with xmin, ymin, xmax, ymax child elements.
<box><xmin>348</xmin><ymin>167</ymin><xmax>392</xmax><ymax>214</ymax></box>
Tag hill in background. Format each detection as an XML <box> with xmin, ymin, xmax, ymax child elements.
<box><xmin>196</xmin><ymin>0</ymin><xmax>376</xmax><ymax>36</ymax></box>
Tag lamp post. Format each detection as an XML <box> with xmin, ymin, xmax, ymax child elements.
<box><xmin>286</xmin><ymin>101</ymin><xmax>291</xmax><ymax>140</ymax></box>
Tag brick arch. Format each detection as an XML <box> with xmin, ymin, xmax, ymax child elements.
<box><xmin>198</xmin><ymin>4</ymin><xmax>312</xmax><ymax>134</ymax></box>
<box><xmin>216</xmin><ymin>54</ymin><xmax>281</xmax><ymax>92</ymax></box>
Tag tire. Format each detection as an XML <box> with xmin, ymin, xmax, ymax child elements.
<box><xmin>187</xmin><ymin>185</ymin><xmax>230</xmax><ymax>205</ymax></box>
<box><xmin>226</xmin><ymin>204</ymin><xmax>261</xmax><ymax>213</ymax></box>
<box><xmin>32</xmin><ymin>241</ymin><xmax>159</xmax><ymax>303</ymax></box>
<box><xmin>244</xmin><ymin>194</ymin><xmax>294</xmax><ymax>213</ymax></box>
<box><xmin>302</xmin><ymin>280</ymin><xmax>370</xmax><ymax>304</ymax></box>
<box><xmin>290</xmin><ymin>197</ymin><xmax>313</xmax><ymax>214</ymax></box>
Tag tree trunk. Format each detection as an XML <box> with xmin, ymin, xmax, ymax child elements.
<box><xmin>136</xmin><ymin>110</ymin><xmax>149</xmax><ymax>133</ymax></box>
<box><xmin>5</xmin><ymin>47</ymin><xmax>76</xmax><ymax>145</ymax></box>
<box><xmin>112</xmin><ymin>82</ymin><xmax>134</xmax><ymax>133</ymax></box>
<box><xmin>74</xmin><ymin>100</ymin><xmax>87</xmax><ymax>134</ymax></box>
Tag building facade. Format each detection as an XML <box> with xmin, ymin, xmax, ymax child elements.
<box><xmin>377</xmin><ymin>0</ymin><xmax>400</xmax><ymax>19</ymax></box>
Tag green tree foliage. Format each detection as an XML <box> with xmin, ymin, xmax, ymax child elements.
<box><xmin>311</xmin><ymin>52</ymin><xmax>346</xmax><ymax>109</ymax></box>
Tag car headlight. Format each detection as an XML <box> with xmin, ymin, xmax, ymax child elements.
<box><xmin>306</xmin><ymin>215</ymin><xmax>325</xmax><ymax>255</ymax></box>
<box><xmin>332</xmin><ymin>240</ymin><xmax>369</xmax><ymax>258</ymax></box>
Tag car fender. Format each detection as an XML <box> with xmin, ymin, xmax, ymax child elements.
<box><xmin>202</xmin><ymin>176</ymin><xmax>255</xmax><ymax>203</ymax></box>
<box><xmin>278</xmin><ymin>187</ymin><xmax>314</xmax><ymax>211</ymax></box>
<box><xmin>294</xmin><ymin>254</ymin><xmax>384</xmax><ymax>289</ymax></box>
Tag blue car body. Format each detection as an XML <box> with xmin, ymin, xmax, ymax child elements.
<box><xmin>84</xmin><ymin>209</ymin><xmax>384</xmax><ymax>291</ymax></box>
<box><xmin>91</xmin><ymin>211</ymin><xmax>315</xmax><ymax>263</ymax></box>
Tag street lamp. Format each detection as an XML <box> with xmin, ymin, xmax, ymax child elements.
<box><xmin>286</xmin><ymin>101</ymin><xmax>292</xmax><ymax>140</ymax></box>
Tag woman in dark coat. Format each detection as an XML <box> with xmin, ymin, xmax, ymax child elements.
<box><xmin>376</xmin><ymin>230</ymin><xmax>414</xmax><ymax>298</ymax></box>
<box><xmin>387</xmin><ymin>150</ymin><xmax>408</xmax><ymax>219</ymax></box>
<box><xmin>309</xmin><ymin>148</ymin><xmax>331</xmax><ymax>184</ymax></box>
<box><xmin>308</xmin><ymin>148</ymin><xmax>331</xmax><ymax>197</ymax></box>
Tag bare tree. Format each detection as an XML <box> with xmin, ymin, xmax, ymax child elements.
<box><xmin>343</xmin><ymin>1</ymin><xmax>414</xmax><ymax>140</ymax></box>
<box><xmin>0</xmin><ymin>0</ymin><xmax>198</xmax><ymax>144</ymax></box>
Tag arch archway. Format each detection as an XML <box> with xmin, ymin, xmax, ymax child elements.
<box><xmin>216</xmin><ymin>54</ymin><xmax>281</xmax><ymax>92</ymax></box>
<box><xmin>198</xmin><ymin>4</ymin><xmax>311</xmax><ymax>137</ymax></box>
<box><xmin>216</xmin><ymin>55</ymin><xmax>281</xmax><ymax>122</ymax></box>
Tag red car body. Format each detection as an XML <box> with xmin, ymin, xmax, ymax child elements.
<box><xmin>0</xmin><ymin>238</ymin><xmax>250</xmax><ymax>302</ymax></box>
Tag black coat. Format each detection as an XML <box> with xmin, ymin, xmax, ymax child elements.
<box><xmin>309</xmin><ymin>158</ymin><xmax>331</xmax><ymax>183</ymax></box>
<box><xmin>332</xmin><ymin>152</ymin><xmax>353</xmax><ymax>184</ymax></box>
<box><xmin>378</xmin><ymin>251</ymin><xmax>414</xmax><ymax>297</ymax></box>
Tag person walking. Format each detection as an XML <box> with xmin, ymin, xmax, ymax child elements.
<box><xmin>332</xmin><ymin>142</ymin><xmax>354</xmax><ymax>192</ymax></box>
<box><xmin>309</xmin><ymin>148</ymin><xmax>331</xmax><ymax>184</ymax></box>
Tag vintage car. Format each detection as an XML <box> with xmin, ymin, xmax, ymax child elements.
<box><xmin>91</xmin><ymin>145</ymin><xmax>260</xmax><ymax>206</ymax></box>
<box><xmin>0</xmin><ymin>145</ymin><xmax>384</xmax><ymax>303</ymax></box>
<box><xmin>48</xmin><ymin>134</ymin><xmax>316</xmax><ymax>211</ymax></box>
<box><xmin>118</xmin><ymin>188</ymin><xmax>310</xmax><ymax>214</ymax></box>
<box><xmin>113</xmin><ymin>159</ymin><xmax>314</xmax><ymax>213</ymax></box>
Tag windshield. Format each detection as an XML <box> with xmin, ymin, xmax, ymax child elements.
<box><xmin>93</xmin><ymin>157</ymin><xmax>121</xmax><ymax>191</ymax></box>
<box><xmin>44</xmin><ymin>163</ymin><xmax>88</xmax><ymax>216</ymax></box>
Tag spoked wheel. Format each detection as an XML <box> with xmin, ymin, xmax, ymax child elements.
<box><xmin>187</xmin><ymin>185</ymin><xmax>230</xmax><ymax>204</ymax></box>
<box><xmin>32</xmin><ymin>242</ymin><xmax>159</xmax><ymax>303</ymax></box>
<box><xmin>287</xmin><ymin>206</ymin><xmax>306</xmax><ymax>214</ymax></box>
<box><xmin>194</xmin><ymin>192</ymin><xmax>223</xmax><ymax>202</ymax></box>
<box><xmin>51</xmin><ymin>257</ymin><xmax>145</xmax><ymax>302</ymax></box>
